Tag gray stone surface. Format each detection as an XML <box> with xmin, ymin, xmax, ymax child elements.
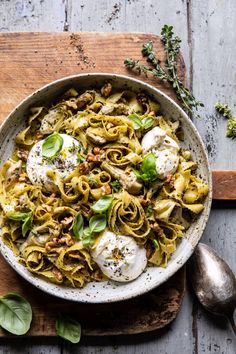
<box><xmin>0</xmin><ymin>0</ymin><xmax>236</xmax><ymax>353</ymax></box>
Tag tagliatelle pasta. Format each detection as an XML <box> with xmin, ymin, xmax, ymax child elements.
<box><xmin>0</xmin><ymin>83</ymin><xmax>208</xmax><ymax>287</ymax></box>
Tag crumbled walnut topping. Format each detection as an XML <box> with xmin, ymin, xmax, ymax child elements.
<box><xmin>52</xmin><ymin>267</ymin><xmax>63</xmax><ymax>281</ymax></box>
<box><xmin>101</xmin><ymin>184</ymin><xmax>112</xmax><ymax>195</ymax></box>
<box><xmin>166</xmin><ymin>174</ymin><xmax>175</xmax><ymax>185</ymax></box>
<box><xmin>16</xmin><ymin>149</ymin><xmax>29</xmax><ymax>162</ymax></box>
<box><xmin>79</xmin><ymin>161</ymin><xmax>90</xmax><ymax>174</ymax></box>
<box><xmin>138</xmin><ymin>196</ymin><xmax>150</xmax><ymax>207</ymax></box>
<box><xmin>101</xmin><ymin>82</ymin><xmax>112</xmax><ymax>98</ymax></box>
<box><xmin>60</xmin><ymin>216</ymin><xmax>74</xmax><ymax>227</ymax></box>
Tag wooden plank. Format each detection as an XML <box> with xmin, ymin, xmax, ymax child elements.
<box><xmin>0</xmin><ymin>31</ymin><xmax>186</xmax><ymax>122</ymax></box>
<box><xmin>190</xmin><ymin>1</ymin><xmax>236</xmax><ymax>353</ymax></box>
<box><xmin>212</xmin><ymin>170</ymin><xmax>236</xmax><ymax>200</ymax></box>
<box><xmin>0</xmin><ymin>0</ymin><xmax>66</xmax><ymax>31</ymax></box>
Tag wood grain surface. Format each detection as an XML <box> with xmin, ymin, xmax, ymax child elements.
<box><xmin>0</xmin><ymin>31</ymin><xmax>186</xmax><ymax>337</ymax></box>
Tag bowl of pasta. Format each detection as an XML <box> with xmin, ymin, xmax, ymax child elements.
<box><xmin>0</xmin><ymin>73</ymin><xmax>212</xmax><ymax>302</ymax></box>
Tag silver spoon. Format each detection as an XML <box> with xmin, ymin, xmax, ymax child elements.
<box><xmin>188</xmin><ymin>243</ymin><xmax>236</xmax><ymax>334</ymax></box>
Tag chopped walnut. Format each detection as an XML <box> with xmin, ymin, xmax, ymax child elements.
<box><xmin>16</xmin><ymin>149</ymin><xmax>29</xmax><ymax>162</ymax></box>
<box><xmin>60</xmin><ymin>216</ymin><xmax>74</xmax><ymax>228</ymax></box>
<box><xmin>101</xmin><ymin>82</ymin><xmax>112</xmax><ymax>98</ymax></box>
<box><xmin>65</xmin><ymin>99</ymin><xmax>78</xmax><ymax>110</ymax></box>
<box><xmin>45</xmin><ymin>237</ymin><xmax>59</xmax><ymax>252</ymax></box>
<box><xmin>101</xmin><ymin>184</ymin><xmax>112</xmax><ymax>195</ymax></box>
<box><xmin>137</xmin><ymin>91</ymin><xmax>149</xmax><ymax>107</ymax></box>
<box><xmin>166</xmin><ymin>174</ymin><xmax>175</xmax><ymax>186</ymax></box>
<box><xmin>146</xmin><ymin>242</ymin><xmax>153</xmax><ymax>259</ymax></box>
<box><xmin>150</xmin><ymin>223</ymin><xmax>165</xmax><ymax>237</ymax></box>
<box><xmin>58</xmin><ymin>234</ymin><xmax>74</xmax><ymax>246</ymax></box>
<box><xmin>93</xmin><ymin>147</ymin><xmax>102</xmax><ymax>155</ymax></box>
<box><xmin>35</xmin><ymin>131</ymin><xmax>44</xmax><ymax>141</ymax></box>
<box><xmin>19</xmin><ymin>173</ymin><xmax>29</xmax><ymax>182</ymax></box>
<box><xmin>52</xmin><ymin>267</ymin><xmax>63</xmax><ymax>281</ymax></box>
<box><xmin>79</xmin><ymin>161</ymin><xmax>90</xmax><ymax>174</ymax></box>
<box><xmin>138</xmin><ymin>196</ymin><xmax>150</xmax><ymax>207</ymax></box>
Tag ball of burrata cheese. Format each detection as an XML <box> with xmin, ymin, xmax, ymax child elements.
<box><xmin>92</xmin><ymin>231</ymin><xmax>147</xmax><ymax>282</ymax></box>
<box><xmin>26</xmin><ymin>133</ymin><xmax>80</xmax><ymax>192</ymax></box>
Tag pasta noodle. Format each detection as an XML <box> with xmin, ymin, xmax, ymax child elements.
<box><xmin>0</xmin><ymin>83</ymin><xmax>208</xmax><ymax>287</ymax></box>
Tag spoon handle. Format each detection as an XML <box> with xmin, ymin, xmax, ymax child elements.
<box><xmin>228</xmin><ymin>315</ymin><xmax>236</xmax><ymax>335</ymax></box>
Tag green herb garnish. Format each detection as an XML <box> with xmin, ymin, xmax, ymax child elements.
<box><xmin>153</xmin><ymin>239</ymin><xmax>160</xmax><ymax>250</ymax></box>
<box><xmin>134</xmin><ymin>153</ymin><xmax>157</xmax><ymax>182</ymax></box>
<box><xmin>77</xmin><ymin>153</ymin><xmax>85</xmax><ymax>164</ymax></box>
<box><xmin>55</xmin><ymin>316</ymin><xmax>81</xmax><ymax>344</ymax></box>
<box><xmin>91</xmin><ymin>195</ymin><xmax>113</xmax><ymax>214</ymax></box>
<box><xmin>215</xmin><ymin>103</ymin><xmax>236</xmax><ymax>138</ymax></box>
<box><xmin>0</xmin><ymin>293</ymin><xmax>32</xmax><ymax>335</ymax></box>
<box><xmin>128</xmin><ymin>114</ymin><xmax>154</xmax><ymax>130</ymax></box>
<box><xmin>145</xmin><ymin>204</ymin><xmax>154</xmax><ymax>217</ymax></box>
<box><xmin>124</xmin><ymin>25</ymin><xmax>203</xmax><ymax>118</ymax></box>
<box><xmin>8</xmin><ymin>211</ymin><xmax>33</xmax><ymax>237</ymax></box>
<box><xmin>42</xmin><ymin>133</ymin><xmax>63</xmax><ymax>159</ymax></box>
<box><xmin>72</xmin><ymin>213</ymin><xmax>84</xmax><ymax>239</ymax></box>
<box><xmin>74</xmin><ymin>214</ymin><xmax>107</xmax><ymax>246</ymax></box>
<box><xmin>110</xmin><ymin>180</ymin><xmax>121</xmax><ymax>192</ymax></box>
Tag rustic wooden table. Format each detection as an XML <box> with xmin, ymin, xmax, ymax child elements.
<box><xmin>0</xmin><ymin>1</ymin><xmax>235</xmax><ymax>353</ymax></box>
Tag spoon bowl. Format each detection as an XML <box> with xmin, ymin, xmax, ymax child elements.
<box><xmin>189</xmin><ymin>243</ymin><xmax>236</xmax><ymax>333</ymax></box>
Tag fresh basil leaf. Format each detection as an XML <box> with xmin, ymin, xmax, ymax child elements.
<box><xmin>91</xmin><ymin>195</ymin><xmax>113</xmax><ymax>213</ymax></box>
<box><xmin>42</xmin><ymin>133</ymin><xmax>64</xmax><ymax>159</ymax></box>
<box><xmin>128</xmin><ymin>114</ymin><xmax>143</xmax><ymax>130</ymax></box>
<box><xmin>143</xmin><ymin>117</ymin><xmax>154</xmax><ymax>129</ymax></box>
<box><xmin>55</xmin><ymin>316</ymin><xmax>81</xmax><ymax>344</ymax></box>
<box><xmin>142</xmin><ymin>153</ymin><xmax>156</xmax><ymax>172</ymax></box>
<box><xmin>0</xmin><ymin>293</ymin><xmax>32</xmax><ymax>335</ymax></box>
<box><xmin>22</xmin><ymin>214</ymin><xmax>32</xmax><ymax>237</ymax></box>
<box><xmin>8</xmin><ymin>212</ymin><xmax>31</xmax><ymax>222</ymax></box>
<box><xmin>73</xmin><ymin>213</ymin><xmax>84</xmax><ymax>239</ymax></box>
<box><xmin>89</xmin><ymin>215</ymin><xmax>107</xmax><ymax>233</ymax></box>
<box><xmin>8</xmin><ymin>212</ymin><xmax>32</xmax><ymax>237</ymax></box>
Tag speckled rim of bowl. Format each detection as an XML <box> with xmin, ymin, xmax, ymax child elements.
<box><xmin>0</xmin><ymin>73</ymin><xmax>212</xmax><ymax>303</ymax></box>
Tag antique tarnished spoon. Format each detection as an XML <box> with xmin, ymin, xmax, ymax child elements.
<box><xmin>188</xmin><ymin>243</ymin><xmax>236</xmax><ymax>334</ymax></box>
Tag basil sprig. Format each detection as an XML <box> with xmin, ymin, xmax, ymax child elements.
<box><xmin>72</xmin><ymin>213</ymin><xmax>84</xmax><ymax>239</ymax></box>
<box><xmin>42</xmin><ymin>132</ymin><xmax>64</xmax><ymax>159</ymax></box>
<box><xmin>133</xmin><ymin>153</ymin><xmax>158</xmax><ymax>182</ymax></box>
<box><xmin>91</xmin><ymin>195</ymin><xmax>113</xmax><ymax>213</ymax></box>
<box><xmin>0</xmin><ymin>293</ymin><xmax>32</xmax><ymax>335</ymax></box>
<box><xmin>128</xmin><ymin>114</ymin><xmax>154</xmax><ymax>130</ymax></box>
<box><xmin>8</xmin><ymin>211</ymin><xmax>33</xmax><ymax>237</ymax></box>
<box><xmin>56</xmin><ymin>316</ymin><xmax>81</xmax><ymax>344</ymax></box>
<box><xmin>72</xmin><ymin>213</ymin><xmax>106</xmax><ymax>246</ymax></box>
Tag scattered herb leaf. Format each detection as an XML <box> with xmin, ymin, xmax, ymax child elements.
<box><xmin>0</xmin><ymin>293</ymin><xmax>32</xmax><ymax>335</ymax></box>
<box><xmin>77</xmin><ymin>153</ymin><xmax>85</xmax><ymax>164</ymax></box>
<box><xmin>73</xmin><ymin>213</ymin><xmax>84</xmax><ymax>239</ymax></box>
<box><xmin>134</xmin><ymin>153</ymin><xmax>157</xmax><ymax>182</ymax></box>
<box><xmin>89</xmin><ymin>215</ymin><xmax>107</xmax><ymax>233</ymax></box>
<box><xmin>91</xmin><ymin>195</ymin><xmax>113</xmax><ymax>214</ymax></box>
<box><xmin>125</xmin><ymin>24</ymin><xmax>204</xmax><ymax>118</ymax></box>
<box><xmin>128</xmin><ymin>114</ymin><xmax>154</xmax><ymax>131</ymax></box>
<box><xmin>55</xmin><ymin>316</ymin><xmax>81</xmax><ymax>344</ymax></box>
<box><xmin>215</xmin><ymin>103</ymin><xmax>236</xmax><ymax>139</ymax></box>
<box><xmin>8</xmin><ymin>212</ymin><xmax>33</xmax><ymax>237</ymax></box>
<box><xmin>153</xmin><ymin>239</ymin><xmax>160</xmax><ymax>250</ymax></box>
<box><xmin>110</xmin><ymin>180</ymin><xmax>121</xmax><ymax>192</ymax></box>
<box><xmin>42</xmin><ymin>133</ymin><xmax>63</xmax><ymax>159</ymax></box>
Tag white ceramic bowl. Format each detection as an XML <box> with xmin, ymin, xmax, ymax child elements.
<box><xmin>0</xmin><ymin>73</ymin><xmax>212</xmax><ymax>303</ymax></box>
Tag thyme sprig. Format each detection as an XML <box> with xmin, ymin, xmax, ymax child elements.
<box><xmin>215</xmin><ymin>103</ymin><xmax>236</xmax><ymax>138</ymax></box>
<box><xmin>124</xmin><ymin>24</ymin><xmax>204</xmax><ymax>118</ymax></box>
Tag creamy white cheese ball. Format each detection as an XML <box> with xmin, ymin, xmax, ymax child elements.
<box><xmin>26</xmin><ymin>134</ymin><xmax>80</xmax><ymax>192</ymax></box>
<box><xmin>92</xmin><ymin>231</ymin><xmax>147</xmax><ymax>282</ymax></box>
<box><xmin>141</xmin><ymin>127</ymin><xmax>180</xmax><ymax>179</ymax></box>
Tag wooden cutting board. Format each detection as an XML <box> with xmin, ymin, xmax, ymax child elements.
<box><xmin>0</xmin><ymin>32</ymin><xmax>234</xmax><ymax>338</ymax></box>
